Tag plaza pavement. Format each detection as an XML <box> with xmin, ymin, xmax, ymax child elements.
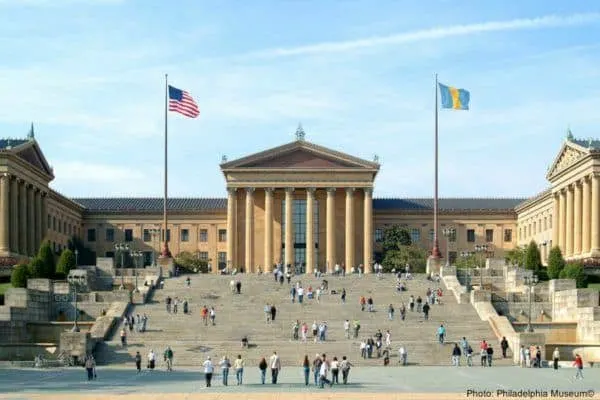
<box><xmin>0</xmin><ymin>366</ymin><xmax>599</xmax><ymax>400</ymax></box>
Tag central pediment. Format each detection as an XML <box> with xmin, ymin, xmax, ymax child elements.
<box><xmin>221</xmin><ymin>139</ymin><xmax>380</xmax><ymax>171</ymax></box>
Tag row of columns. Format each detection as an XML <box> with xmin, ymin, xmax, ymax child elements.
<box><xmin>226</xmin><ymin>187</ymin><xmax>373</xmax><ymax>274</ymax></box>
<box><xmin>552</xmin><ymin>173</ymin><xmax>600</xmax><ymax>258</ymax></box>
<box><xmin>0</xmin><ymin>173</ymin><xmax>47</xmax><ymax>257</ymax></box>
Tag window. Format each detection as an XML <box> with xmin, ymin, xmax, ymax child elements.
<box><xmin>124</xmin><ymin>229</ymin><xmax>133</xmax><ymax>242</ymax></box>
<box><xmin>466</xmin><ymin>229</ymin><xmax>475</xmax><ymax>242</ymax></box>
<box><xmin>504</xmin><ymin>229</ymin><xmax>512</xmax><ymax>242</ymax></box>
<box><xmin>374</xmin><ymin>228</ymin><xmax>384</xmax><ymax>243</ymax></box>
<box><xmin>47</xmin><ymin>215</ymin><xmax>51</xmax><ymax>229</ymax></box>
<box><xmin>198</xmin><ymin>251</ymin><xmax>209</xmax><ymax>261</ymax></box>
<box><xmin>410</xmin><ymin>228</ymin><xmax>420</xmax><ymax>243</ymax></box>
<box><xmin>63</xmin><ymin>221</ymin><xmax>67</xmax><ymax>234</ymax></box>
<box><xmin>143</xmin><ymin>251</ymin><xmax>153</xmax><ymax>266</ymax></box>
<box><xmin>429</xmin><ymin>229</ymin><xmax>435</xmax><ymax>242</ymax></box>
<box><xmin>161</xmin><ymin>229</ymin><xmax>171</xmax><ymax>242</ymax></box>
<box><xmin>485</xmin><ymin>229</ymin><xmax>494</xmax><ymax>243</ymax></box>
<box><xmin>199</xmin><ymin>229</ymin><xmax>208</xmax><ymax>242</ymax></box>
<box><xmin>218</xmin><ymin>229</ymin><xmax>227</xmax><ymax>242</ymax></box>
<box><xmin>218</xmin><ymin>251</ymin><xmax>227</xmax><ymax>269</ymax></box>
<box><xmin>105</xmin><ymin>251</ymin><xmax>115</xmax><ymax>258</ymax></box>
<box><xmin>53</xmin><ymin>216</ymin><xmax>56</xmax><ymax>231</ymax></box>
<box><xmin>533</xmin><ymin>222</ymin><xmax>536</xmax><ymax>235</ymax></box>
<box><xmin>518</xmin><ymin>227</ymin><xmax>522</xmax><ymax>240</ymax></box>
<box><xmin>68</xmin><ymin>224</ymin><xmax>72</xmax><ymax>236</ymax></box>
<box><xmin>105</xmin><ymin>228</ymin><xmax>114</xmax><ymax>242</ymax></box>
<box><xmin>528</xmin><ymin>224</ymin><xmax>531</xmax><ymax>237</ymax></box>
<box><xmin>181</xmin><ymin>229</ymin><xmax>189</xmax><ymax>242</ymax></box>
<box><xmin>58</xmin><ymin>219</ymin><xmax>62</xmax><ymax>233</ymax></box>
<box><xmin>549</xmin><ymin>215</ymin><xmax>552</xmax><ymax>229</ymax></box>
<box><xmin>87</xmin><ymin>228</ymin><xmax>96</xmax><ymax>242</ymax></box>
<box><xmin>143</xmin><ymin>229</ymin><xmax>151</xmax><ymax>242</ymax></box>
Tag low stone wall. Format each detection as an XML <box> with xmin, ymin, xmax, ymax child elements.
<box><xmin>512</xmin><ymin>322</ymin><xmax>577</xmax><ymax>343</ymax></box>
<box><xmin>89</xmin><ymin>302</ymin><xmax>129</xmax><ymax>342</ymax></box>
<box><xmin>26</xmin><ymin>321</ymin><xmax>95</xmax><ymax>343</ymax></box>
<box><xmin>492</xmin><ymin>301</ymin><xmax>552</xmax><ymax>322</ymax></box>
<box><xmin>0</xmin><ymin>343</ymin><xmax>59</xmax><ymax>361</ymax></box>
<box><xmin>441</xmin><ymin>266</ymin><xmax>470</xmax><ymax>304</ymax></box>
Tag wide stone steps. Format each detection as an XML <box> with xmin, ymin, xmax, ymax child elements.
<box><xmin>96</xmin><ymin>273</ymin><xmax>512</xmax><ymax>366</ymax></box>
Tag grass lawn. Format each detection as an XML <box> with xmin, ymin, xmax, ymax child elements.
<box><xmin>588</xmin><ymin>283</ymin><xmax>600</xmax><ymax>291</ymax></box>
<box><xmin>0</xmin><ymin>282</ymin><xmax>11</xmax><ymax>295</ymax></box>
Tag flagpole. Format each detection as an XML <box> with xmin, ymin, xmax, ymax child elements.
<box><xmin>432</xmin><ymin>73</ymin><xmax>441</xmax><ymax>260</ymax></box>
<box><xmin>162</xmin><ymin>73</ymin><xmax>171</xmax><ymax>257</ymax></box>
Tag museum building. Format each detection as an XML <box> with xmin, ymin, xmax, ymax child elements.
<box><xmin>0</xmin><ymin>126</ymin><xmax>596</xmax><ymax>273</ymax></box>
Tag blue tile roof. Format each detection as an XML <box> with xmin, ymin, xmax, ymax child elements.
<box><xmin>0</xmin><ymin>138</ymin><xmax>28</xmax><ymax>150</ymax></box>
<box><xmin>373</xmin><ymin>198</ymin><xmax>525</xmax><ymax>211</ymax></box>
<box><xmin>72</xmin><ymin>197</ymin><xmax>524</xmax><ymax>212</ymax></box>
<box><xmin>72</xmin><ymin>198</ymin><xmax>227</xmax><ymax>212</ymax></box>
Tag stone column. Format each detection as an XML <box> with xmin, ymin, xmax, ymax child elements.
<box><xmin>41</xmin><ymin>191</ymin><xmax>48</xmax><ymax>242</ymax></box>
<box><xmin>363</xmin><ymin>188</ymin><xmax>373</xmax><ymax>274</ymax></box>
<box><xmin>591</xmin><ymin>174</ymin><xmax>600</xmax><ymax>255</ymax></box>
<box><xmin>565</xmin><ymin>185</ymin><xmax>574</xmax><ymax>257</ymax></box>
<box><xmin>35</xmin><ymin>189</ymin><xmax>43</xmax><ymax>251</ymax></box>
<box><xmin>226</xmin><ymin>188</ymin><xmax>236</xmax><ymax>271</ymax></box>
<box><xmin>345</xmin><ymin>188</ymin><xmax>355</xmax><ymax>274</ymax></box>
<box><xmin>27</xmin><ymin>184</ymin><xmax>35</xmax><ymax>256</ymax></box>
<box><xmin>10</xmin><ymin>177</ymin><xmax>19</xmax><ymax>253</ymax></box>
<box><xmin>574</xmin><ymin>181</ymin><xmax>583</xmax><ymax>255</ymax></box>
<box><xmin>582</xmin><ymin>176</ymin><xmax>591</xmax><ymax>255</ymax></box>
<box><xmin>19</xmin><ymin>179</ymin><xmax>27</xmax><ymax>255</ymax></box>
<box><xmin>305</xmin><ymin>188</ymin><xmax>315</xmax><ymax>275</ymax></box>
<box><xmin>244</xmin><ymin>188</ymin><xmax>254</xmax><ymax>273</ymax></box>
<box><xmin>264</xmin><ymin>188</ymin><xmax>274</xmax><ymax>273</ymax></box>
<box><xmin>559</xmin><ymin>189</ymin><xmax>567</xmax><ymax>253</ymax></box>
<box><xmin>284</xmin><ymin>188</ymin><xmax>294</xmax><ymax>271</ymax></box>
<box><xmin>552</xmin><ymin>193</ymin><xmax>559</xmax><ymax>250</ymax></box>
<box><xmin>0</xmin><ymin>174</ymin><xmax>10</xmax><ymax>253</ymax></box>
<box><xmin>325</xmin><ymin>188</ymin><xmax>336</xmax><ymax>274</ymax></box>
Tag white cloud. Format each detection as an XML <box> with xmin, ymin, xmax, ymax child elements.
<box><xmin>250</xmin><ymin>13</ymin><xmax>600</xmax><ymax>57</ymax></box>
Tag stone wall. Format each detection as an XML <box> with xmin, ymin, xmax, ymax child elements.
<box><xmin>492</xmin><ymin>301</ymin><xmax>552</xmax><ymax>322</ymax></box>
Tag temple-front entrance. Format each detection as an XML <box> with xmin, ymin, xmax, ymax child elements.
<box><xmin>281</xmin><ymin>198</ymin><xmax>319</xmax><ymax>273</ymax></box>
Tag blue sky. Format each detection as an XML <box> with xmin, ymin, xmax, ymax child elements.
<box><xmin>1</xmin><ymin>0</ymin><xmax>599</xmax><ymax>199</ymax></box>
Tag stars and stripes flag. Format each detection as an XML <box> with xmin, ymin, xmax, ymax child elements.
<box><xmin>168</xmin><ymin>85</ymin><xmax>200</xmax><ymax>118</ymax></box>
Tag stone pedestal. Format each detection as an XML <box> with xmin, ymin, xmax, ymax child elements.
<box><xmin>426</xmin><ymin>256</ymin><xmax>441</xmax><ymax>275</ymax></box>
<box><xmin>158</xmin><ymin>256</ymin><xmax>174</xmax><ymax>277</ymax></box>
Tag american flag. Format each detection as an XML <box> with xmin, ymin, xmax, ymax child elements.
<box><xmin>168</xmin><ymin>85</ymin><xmax>200</xmax><ymax>118</ymax></box>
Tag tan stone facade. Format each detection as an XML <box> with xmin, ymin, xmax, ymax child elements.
<box><xmin>0</xmin><ymin>128</ymin><xmax>597</xmax><ymax>270</ymax></box>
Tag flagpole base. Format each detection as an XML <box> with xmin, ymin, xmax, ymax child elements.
<box><xmin>160</xmin><ymin>242</ymin><xmax>172</xmax><ymax>258</ymax></box>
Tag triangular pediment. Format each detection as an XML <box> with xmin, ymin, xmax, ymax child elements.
<box><xmin>221</xmin><ymin>140</ymin><xmax>379</xmax><ymax>170</ymax></box>
<box><xmin>13</xmin><ymin>140</ymin><xmax>54</xmax><ymax>177</ymax></box>
<box><xmin>546</xmin><ymin>140</ymin><xmax>589</xmax><ymax>180</ymax></box>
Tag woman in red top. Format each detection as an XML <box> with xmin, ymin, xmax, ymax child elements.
<box><xmin>573</xmin><ymin>354</ymin><xmax>584</xmax><ymax>379</ymax></box>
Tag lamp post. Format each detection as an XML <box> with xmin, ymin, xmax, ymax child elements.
<box><xmin>524</xmin><ymin>274</ymin><xmax>539</xmax><ymax>332</ymax></box>
<box><xmin>132</xmin><ymin>250</ymin><xmax>142</xmax><ymax>292</ymax></box>
<box><xmin>460</xmin><ymin>251</ymin><xmax>473</xmax><ymax>292</ymax></box>
<box><xmin>115</xmin><ymin>243</ymin><xmax>129</xmax><ymax>288</ymax></box>
<box><xmin>74</xmin><ymin>249</ymin><xmax>79</xmax><ymax>266</ymax></box>
<box><xmin>474</xmin><ymin>244</ymin><xmax>488</xmax><ymax>289</ymax></box>
<box><xmin>67</xmin><ymin>274</ymin><xmax>85</xmax><ymax>332</ymax></box>
<box><xmin>442</xmin><ymin>227</ymin><xmax>456</xmax><ymax>267</ymax></box>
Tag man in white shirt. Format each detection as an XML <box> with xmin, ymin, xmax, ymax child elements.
<box><xmin>269</xmin><ymin>351</ymin><xmax>281</xmax><ymax>384</ymax></box>
<box><xmin>203</xmin><ymin>356</ymin><xmax>214</xmax><ymax>387</ymax></box>
<box><xmin>297</xmin><ymin>286</ymin><xmax>304</xmax><ymax>304</ymax></box>
<box><xmin>319</xmin><ymin>353</ymin><xmax>332</xmax><ymax>388</ymax></box>
<box><xmin>343</xmin><ymin>320</ymin><xmax>350</xmax><ymax>339</ymax></box>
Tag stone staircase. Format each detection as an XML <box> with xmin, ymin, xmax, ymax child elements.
<box><xmin>95</xmin><ymin>273</ymin><xmax>513</xmax><ymax>367</ymax></box>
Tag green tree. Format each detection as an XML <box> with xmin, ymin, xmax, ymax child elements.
<box><xmin>36</xmin><ymin>241</ymin><xmax>56</xmax><ymax>278</ymax></box>
<box><xmin>67</xmin><ymin>236</ymin><xmax>95</xmax><ymax>266</ymax></box>
<box><xmin>382</xmin><ymin>245</ymin><xmax>427</xmax><ymax>273</ymax></box>
<box><xmin>524</xmin><ymin>240</ymin><xmax>542</xmax><ymax>271</ymax></box>
<box><xmin>455</xmin><ymin>254</ymin><xmax>477</xmax><ymax>270</ymax></box>
<box><xmin>505</xmin><ymin>246</ymin><xmax>526</xmax><ymax>267</ymax></box>
<box><xmin>547</xmin><ymin>246</ymin><xmax>566</xmax><ymax>279</ymax></box>
<box><xmin>175</xmin><ymin>251</ymin><xmax>209</xmax><ymax>273</ymax></box>
<box><xmin>10</xmin><ymin>263</ymin><xmax>29</xmax><ymax>288</ymax></box>
<box><xmin>382</xmin><ymin>225</ymin><xmax>411</xmax><ymax>253</ymax></box>
<box><xmin>56</xmin><ymin>249</ymin><xmax>76</xmax><ymax>278</ymax></box>
<box><xmin>27</xmin><ymin>257</ymin><xmax>45</xmax><ymax>279</ymax></box>
<box><xmin>559</xmin><ymin>262</ymin><xmax>587</xmax><ymax>288</ymax></box>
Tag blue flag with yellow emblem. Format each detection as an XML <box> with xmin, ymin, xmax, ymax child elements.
<box><xmin>438</xmin><ymin>83</ymin><xmax>470</xmax><ymax>110</ymax></box>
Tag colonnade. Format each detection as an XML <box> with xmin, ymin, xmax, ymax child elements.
<box><xmin>552</xmin><ymin>173</ymin><xmax>600</xmax><ymax>258</ymax></box>
<box><xmin>0</xmin><ymin>173</ymin><xmax>47</xmax><ymax>256</ymax></box>
<box><xmin>226</xmin><ymin>187</ymin><xmax>373</xmax><ymax>274</ymax></box>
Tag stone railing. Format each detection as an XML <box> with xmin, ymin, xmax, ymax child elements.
<box><xmin>440</xmin><ymin>266</ymin><xmax>470</xmax><ymax>304</ymax></box>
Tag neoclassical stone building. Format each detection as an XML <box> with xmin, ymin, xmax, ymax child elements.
<box><xmin>0</xmin><ymin>126</ymin><xmax>595</xmax><ymax>272</ymax></box>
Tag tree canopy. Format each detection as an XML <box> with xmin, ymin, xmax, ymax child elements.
<box><xmin>37</xmin><ymin>241</ymin><xmax>56</xmax><ymax>278</ymax></box>
<box><xmin>56</xmin><ymin>249</ymin><xmax>76</xmax><ymax>278</ymax></box>
<box><xmin>505</xmin><ymin>246</ymin><xmax>526</xmax><ymax>267</ymax></box>
<box><xmin>175</xmin><ymin>251</ymin><xmax>209</xmax><ymax>273</ymax></box>
<box><xmin>559</xmin><ymin>262</ymin><xmax>587</xmax><ymax>288</ymax></box>
<box><xmin>547</xmin><ymin>246</ymin><xmax>566</xmax><ymax>279</ymax></box>
<box><xmin>524</xmin><ymin>241</ymin><xmax>542</xmax><ymax>271</ymax></box>
<box><xmin>10</xmin><ymin>264</ymin><xmax>29</xmax><ymax>288</ymax></box>
<box><xmin>382</xmin><ymin>225</ymin><xmax>411</xmax><ymax>253</ymax></box>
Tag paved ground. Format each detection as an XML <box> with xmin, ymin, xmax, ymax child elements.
<box><xmin>0</xmin><ymin>366</ymin><xmax>599</xmax><ymax>399</ymax></box>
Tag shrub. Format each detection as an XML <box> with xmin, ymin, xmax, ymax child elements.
<box><xmin>547</xmin><ymin>246</ymin><xmax>566</xmax><ymax>279</ymax></box>
<box><xmin>524</xmin><ymin>241</ymin><xmax>541</xmax><ymax>271</ymax></box>
<box><xmin>56</xmin><ymin>249</ymin><xmax>76</xmax><ymax>278</ymax></box>
<box><xmin>10</xmin><ymin>264</ymin><xmax>29</xmax><ymax>288</ymax></box>
<box><xmin>37</xmin><ymin>241</ymin><xmax>56</xmax><ymax>278</ymax></box>
<box><xmin>28</xmin><ymin>257</ymin><xmax>45</xmax><ymax>279</ymax></box>
<box><xmin>559</xmin><ymin>262</ymin><xmax>587</xmax><ymax>288</ymax></box>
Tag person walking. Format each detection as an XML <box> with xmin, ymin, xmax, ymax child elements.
<box><xmin>270</xmin><ymin>305</ymin><xmax>277</xmax><ymax>322</ymax></box>
<box><xmin>269</xmin><ymin>351</ymin><xmax>281</xmax><ymax>384</ymax></box>
<box><xmin>340</xmin><ymin>356</ymin><xmax>353</xmax><ymax>384</ymax></box>
<box><xmin>258</xmin><ymin>357</ymin><xmax>268</xmax><ymax>384</ymax></box>
<box><xmin>500</xmin><ymin>337</ymin><xmax>509</xmax><ymax>358</ymax></box>
<box><xmin>437</xmin><ymin>325</ymin><xmax>446</xmax><ymax>344</ymax></box>
<box><xmin>134</xmin><ymin>351</ymin><xmax>142</xmax><ymax>373</ymax></box>
<box><xmin>302</xmin><ymin>355</ymin><xmax>310</xmax><ymax>386</ymax></box>
<box><xmin>466</xmin><ymin>345</ymin><xmax>473</xmax><ymax>367</ymax></box>
<box><xmin>573</xmin><ymin>354</ymin><xmax>584</xmax><ymax>379</ymax></box>
<box><xmin>84</xmin><ymin>354</ymin><xmax>96</xmax><ymax>381</ymax></box>
<box><xmin>422</xmin><ymin>303</ymin><xmax>430</xmax><ymax>320</ymax></box>
<box><xmin>203</xmin><ymin>356</ymin><xmax>214</xmax><ymax>387</ymax></box>
<box><xmin>147</xmin><ymin>349</ymin><xmax>156</xmax><ymax>370</ymax></box>
<box><xmin>220</xmin><ymin>355</ymin><xmax>231</xmax><ymax>386</ymax></box>
<box><xmin>331</xmin><ymin>357</ymin><xmax>339</xmax><ymax>384</ymax></box>
<box><xmin>312</xmin><ymin>354</ymin><xmax>322</xmax><ymax>385</ymax></box>
<box><xmin>341</xmin><ymin>288</ymin><xmax>346</xmax><ymax>304</ymax></box>
<box><xmin>318</xmin><ymin>354</ymin><xmax>332</xmax><ymax>388</ymax></box>
<box><xmin>552</xmin><ymin>347</ymin><xmax>560</xmax><ymax>371</ymax></box>
<box><xmin>120</xmin><ymin>328</ymin><xmax>127</xmax><ymax>347</ymax></box>
<box><xmin>388</xmin><ymin>304</ymin><xmax>394</xmax><ymax>321</ymax></box>
<box><xmin>452</xmin><ymin>344</ymin><xmax>461</xmax><ymax>366</ymax></box>
<box><xmin>234</xmin><ymin>354</ymin><xmax>245</xmax><ymax>385</ymax></box>
<box><xmin>163</xmin><ymin>346</ymin><xmax>174</xmax><ymax>371</ymax></box>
